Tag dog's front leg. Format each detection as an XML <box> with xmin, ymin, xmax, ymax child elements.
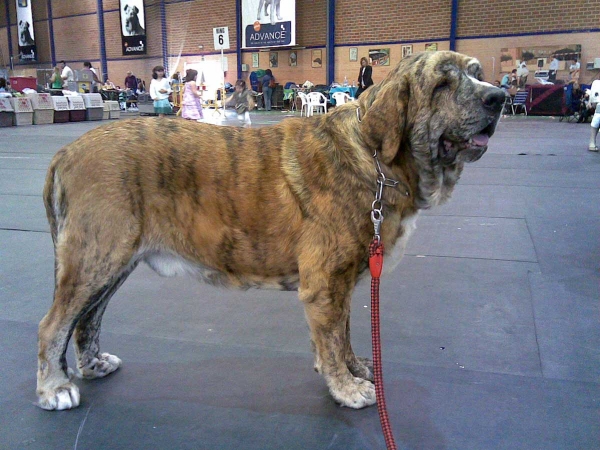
<box><xmin>299</xmin><ymin>276</ymin><xmax>376</xmax><ymax>409</ymax></box>
<box><xmin>275</xmin><ymin>0</ymin><xmax>283</xmax><ymax>21</ymax></box>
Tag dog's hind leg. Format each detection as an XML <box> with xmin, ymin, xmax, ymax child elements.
<box><xmin>73</xmin><ymin>261</ymin><xmax>138</xmax><ymax>379</ymax></box>
<box><xmin>37</xmin><ymin>230</ymin><xmax>139</xmax><ymax>410</ymax></box>
<box><xmin>299</xmin><ymin>271</ymin><xmax>376</xmax><ymax>409</ymax></box>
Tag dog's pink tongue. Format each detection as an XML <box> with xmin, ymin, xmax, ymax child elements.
<box><xmin>472</xmin><ymin>134</ymin><xmax>489</xmax><ymax>146</ymax></box>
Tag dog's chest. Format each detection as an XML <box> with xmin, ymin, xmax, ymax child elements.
<box><xmin>383</xmin><ymin>213</ymin><xmax>419</xmax><ymax>274</ymax></box>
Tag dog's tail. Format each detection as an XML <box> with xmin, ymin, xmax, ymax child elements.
<box><xmin>43</xmin><ymin>150</ymin><xmax>66</xmax><ymax>244</ymax></box>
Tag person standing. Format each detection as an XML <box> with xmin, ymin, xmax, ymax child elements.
<box><xmin>356</xmin><ymin>57</ymin><xmax>373</xmax><ymax>98</ymax></box>
<box><xmin>548</xmin><ymin>55</ymin><xmax>559</xmax><ymax>82</ymax></box>
<box><xmin>262</xmin><ymin>69</ymin><xmax>275</xmax><ymax>111</ymax></box>
<box><xmin>517</xmin><ymin>61</ymin><xmax>529</xmax><ymax>88</ymax></box>
<box><xmin>124</xmin><ymin>71</ymin><xmax>138</xmax><ymax>110</ymax></box>
<box><xmin>225</xmin><ymin>79</ymin><xmax>253</xmax><ymax>127</ymax></box>
<box><xmin>83</xmin><ymin>61</ymin><xmax>100</xmax><ymax>92</ymax></box>
<box><xmin>59</xmin><ymin>60</ymin><xmax>74</xmax><ymax>88</ymax></box>
<box><xmin>49</xmin><ymin>66</ymin><xmax>63</xmax><ymax>89</ymax></box>
<box><xmin>149</xmin><ymin>66</ymin><xmax>172</xmax><ymax>118</ymax></box>
<box><xmin>180</xmin><ymin>69</ymin><xmax>204</xmax><ymax>122</ymax></box>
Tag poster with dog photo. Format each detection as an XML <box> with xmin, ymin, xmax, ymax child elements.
<box><xmin>16</xmin><ymin>0</ymin><xmax>37</xmax><ymax>62</ymax></box>
<box><xmin>119</xmin><ymin>0</ymin><xmax>147</xmax><ymax>55</ymax></box>
<box><xmin>241</xmin><ymin>0</ymin><xmax>296</xmax><ymax>49</ymax></box>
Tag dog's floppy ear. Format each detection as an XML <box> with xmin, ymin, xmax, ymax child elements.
<box><xmin>19</xmin><ymin>20</ymin><xmax>22</xmax><ymax>26</ymax></box>
<box><xmin>124</xmin><ymin>5</ymin><xmax>129</xmax><ymax>12</ymax></box>
<box><xmin>133</xmin><ymin>6</ymin><xmax>139</xmax><ymax>14</ymax></box>
<box><xmin>358</xmin><ymin>71</ymin><xmax>410</xmax><ymax>165</ymax></box>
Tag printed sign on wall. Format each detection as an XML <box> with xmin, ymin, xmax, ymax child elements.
<box><xmin>16</xmin><ymin>0</ymin><xmax>37</xmax><ymax>62</ymax></box>
<box><xmin>119</xmin><ymin>0</ymin><xmax>147</xmax><ymax>55</ymax></box>
<box><xmin>242</xmin><ymin>0</ymin><xmax>296</xmax><ymax>49</ymax></box>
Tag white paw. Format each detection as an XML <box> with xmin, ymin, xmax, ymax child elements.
<box><xmin>330</xmin><ymin>376</ymin><xmax>376</xmax><ymax>409</ymax></box>
<box><xmin>37</xmin><ymin>382</ymin><xmax>80</xmax><ymax>411</ymax></box>
<box><xmin>79</xmin><ymin>353</ymin><xmax>122</xmax><ymax>379</ymax></box>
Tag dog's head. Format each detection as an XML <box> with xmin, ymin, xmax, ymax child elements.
<box><xmin>124</xmin><ymin>4</ymin><xmax>139</xmax><ymax>19</ymax></box>
<box><xmin>19</xmin><ymin>20</ymin><xmax>29</xmax><ymax>34</ymax></box>
<box><xmin>358</xmin><ymin>51</ymin><xmax>504</xmax><ymax>207</ymax></box>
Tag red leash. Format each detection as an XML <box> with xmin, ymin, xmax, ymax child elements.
<box><xmin>369</xmin><ymin>239</ymin><xmax>397</xmax><ymax>450</ymax></box>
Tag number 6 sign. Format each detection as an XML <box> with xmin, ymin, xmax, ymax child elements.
<box><xmin>213</xmin><ymin>27</ymin><xmax>230</xmax><ymax>50</ymax></box>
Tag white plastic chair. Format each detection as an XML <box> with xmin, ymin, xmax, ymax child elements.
<box><xmin>296</xmin><ymin>91</ymin><xmax>310</xmax><ymax>117</ymax></box>
<box><xmin>306</xmin><ymin>92</ymin><xmax>328</xmax><ymax>116</ymax></box>
<box><xmin>332</xmin><ymin>92</ymin><xmax>352</xmax><ymax>106</ymax></box>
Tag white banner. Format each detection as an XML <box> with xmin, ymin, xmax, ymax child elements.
<box><xmin>119</xmin><ymin>0</ymin><xmax>147</xmax><ymax>55</ymax></box>
<box><xmin>16</xmin><ymin>0</ymin><xmax>37</xmax><ymax>62</ymax></box>
<box><xmin>241</xmin><ymin>0</ymin><xmax>296</xmax><ymax>49</ymax></box>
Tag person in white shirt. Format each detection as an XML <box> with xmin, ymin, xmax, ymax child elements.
<box><xmin>516</xmin><ymin>61</ymin><xmax>529</xmax><ymax>88</ymax></box>
<box><xmin>569</xmin><ymin>58</ymin><xmax>580</xmax><ymax>82</ymax></box>
<box><xmin>149</xmin><ymin>65</ymin><xmax>172</xmax><ymax>118</ymax></box>
<box><xmin>548</xmin><ymin>56</ymin><xmax>559</xmax><ymax>82</ymax></box>
<box><xmin>59</xmin><ymin>60</ymin><xmax>74</xmax><ymax>88</ymax></box>
<box><xmin>83</xmin><ymin>61</ymin><xmax>101</xmax><ymax>93</ymax></box>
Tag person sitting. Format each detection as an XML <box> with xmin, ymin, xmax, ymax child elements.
<box><xmin>500</xmin><ymin>73</ymin><xmax>511</xmax><ymax>89</ymax></box>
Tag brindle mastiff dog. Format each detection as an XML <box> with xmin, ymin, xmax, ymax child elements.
<box><xmin>36</xmin><ymin>51</ymin><xmax>504</xmax><ymax>410</ymax></box>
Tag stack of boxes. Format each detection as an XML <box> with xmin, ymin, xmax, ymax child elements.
<box><xmin>10</xmin><ymin>97</ymin><xmax>34</xmax><ymax>126</ymax></box>
<box><xmin>106</xmin><ymin>100</ymin><xmax>121</xmax><ymax>119</ymax></box>
<box><xmin>28</xmin><ymin>93</ymin><xmax>55</xmax><ymax>125</ymax></box>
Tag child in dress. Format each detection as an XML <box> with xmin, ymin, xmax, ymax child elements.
<box><xmin>181</xmin><ymin>69</ymin><xmax>204</xmax><ymax>121</ymax></box>
<box><xmin>149</xmin><ymin>66</ymin><xmax>172</xmax><ymax>118</ymax></box>
<box><xmin>225</xmin><ymin>79</ymin><xmax>253</xmax><ymax>126</ymax></box>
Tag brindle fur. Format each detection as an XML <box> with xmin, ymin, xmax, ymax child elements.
<box><xmin>37</xmin><ymin>51</ymin><xmax>504</xmax><ymax>410</ymax></box>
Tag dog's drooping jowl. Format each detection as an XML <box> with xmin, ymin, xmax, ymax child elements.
<box><xmin>36</xmin><ymin>51</ymin><xmax>504</xmax><ymax>411</ymax></box>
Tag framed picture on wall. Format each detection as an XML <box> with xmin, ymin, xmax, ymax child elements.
<box><xmin>269</xmin><ymin>52</ymin><xmax>278</xmax><ymax>68</ymax></box>
<box><xmin>349</xmin><ymin>47</ymin><xmax>358</xmax><ymax>62</ymax></box>
<box><xmin>369</xmin><ymin>48</ymin><xmax>390</xmax><ymax>66</ymax></box>
<box><xmin>401</xmin><ymin>45</ymin><xmax>412</xmax><ymax>58</ymax></box>
<box><xmin>425</xmin><ymin>43</ymin><xmax>438</xmax><ymax>52</ymax></box>
<box><xmin>252</xmin><ymin>52</ymin><xmax>259</xmax><ymax>68</ymax></box>
<box><xmin>18</xmin><ymin>0</ymin><xmax>27</xmax><ymax>6</ymax></box>
<box><xmin>289</xmin><ymin>51</ymin><xmax>297</xmax><ymax>66</ymax></box>
<box><xmin>312</xmin><ymin>49</ymin><xmax>322</xmax><ymax>68</ymax></box>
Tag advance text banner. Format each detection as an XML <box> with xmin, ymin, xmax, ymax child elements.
<box><xmin>242</xmin><ymin>0</ymin><xmax>296</xmax><ymax>49</ymax></box>
<box><xmin>119</xmin><ymin>0</ymin><xmax>147</xmax><ymax>55</ymax></box>
<box><xmin>16</xmin><ymin>0</ymin><xmax>37</xmax><ymax>62</ymax></box>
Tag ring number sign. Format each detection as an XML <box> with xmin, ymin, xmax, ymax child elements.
<box><xmin>213</xmin><ymin>27</ymin><xmax>230</xmax><ymax>50</ymax></box>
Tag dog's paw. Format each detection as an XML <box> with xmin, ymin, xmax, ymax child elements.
<box><xmin>329</xmin><ymin>376</ymin><xmax>376</xmax><ymax>409</ymax></box>
<box><xmin>79</xmin><ymin>353</ymin><xmax>122</xmax><ymax>379</ymax></box>
<box><xmin>348</xmin><ymin>357</ymin><xmax>374</xmax><ymax>382</ymax></box>
<box><xmin>37</xmin><ymin>382</ymin><xmax>80</xmax><ymax>411</ymax></box>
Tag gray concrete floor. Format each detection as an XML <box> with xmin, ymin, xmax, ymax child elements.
<box><xmin>0</xmin><ymin>111</ymin><xmax>599</xmax><ymax>449</ymax></box>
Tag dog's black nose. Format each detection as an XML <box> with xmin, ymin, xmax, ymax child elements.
<box><xmin>482</xmin><ymin>88</ymin><xmax>506</xmax><ymax>112</ymax></box>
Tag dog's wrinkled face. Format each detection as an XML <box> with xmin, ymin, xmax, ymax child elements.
<box><xmin>358</xmin><ymin>51</ymin><xmax>504</xmax><ymax>208</ymax></box>
<box><xmin>427</xmin><ymin>57</ymin><xmax>504</xmax><ymax>165</ymax></box>
<box><xmin>124</xmin><ymin>5</ymin><xmax>139</xmax><ymax>19</ymax></box>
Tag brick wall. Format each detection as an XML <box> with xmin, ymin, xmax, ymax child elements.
<box><xmin>336</xmin><ymin>0</ymin><xmax>452</xmax><ymax>44</ymax></box>
<box><xmin>458</xmin><ymin>0</ymin><xmax>600</xmax><ymax>37</ymax></box>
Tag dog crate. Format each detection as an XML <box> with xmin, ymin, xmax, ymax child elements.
<box><xmin>0</xmin><ymin>98</ymin><xmax>14</xmax><ymax>127</ymax></box>
<box><xmin>52</xmin><ymin>96</ymin><xmax>70</xmax><ymax>123</ymax></box>
<box><xmin>66</xmin><ymin>96</ymin><xmax>86</xmax><ymax>122</ymax></box>
<box><xmin>106</xmin><ymin>100</ymin><xmax>121</xmax><ymax>119</ymax></box>
<box><xmin>27</xmin><ymin>93</ymin><xmax>55</xmax><ymax>125</ymax></box>
<box><xmin>9</xmin><ymin>76</ymin><xmax>37</xmax><ymax>93</ymax></box>
<box><xmin>10</xmin><ymin>97</ymin><xmax>34</xmax><ymax>125</ymax></box>
<box><xmin>81</xmin><ymin>93</ymin><xmax>104</xmax><ymax>121</ymax></box>
<box><xmin>103</xmin><ymin>102</ymin><xmax>110</xmax><ymax>120</ymax></box>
